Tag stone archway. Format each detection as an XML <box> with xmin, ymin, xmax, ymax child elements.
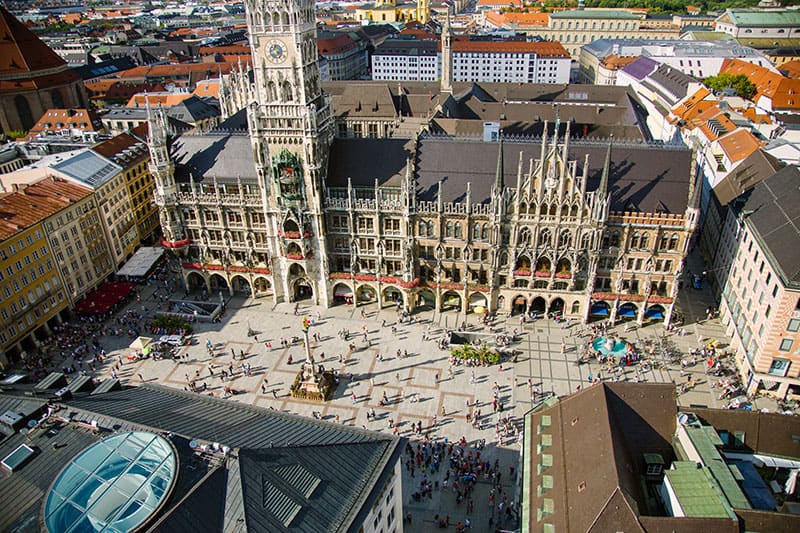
<box><xmin>618</xmin><ymin>302</ymin><xmax>638</xmax><ymax>321</ymax></box>
<box><xmin>209</xmin><ymin>273</ymin><xmax>229</xmax><ymax>293</ymax></box>
<box><xmin>645</xmin><ymin>304</ymin><xmax>665</xmax><ymax>321</ymax></box>
<box><xmin>529</xmin><ymin>296</ymin><xmax>546</xmax><ymax>315</ymax></box>
<box><xmin>590</xmin><ymin>301</ymin><xmax>611</xmax><ymax>321</ymax></box>
<box><xmin>293</xmin><ymin>277</ymin><xmax>313</xmax><ymax>301</ymax></box>
<box><xmin>356</xmin><ymin>284</ymin><xmax>377</xmax><ymax>305</ymax></box>
<box><xmin>440</xmin><ymin>291</ymin><xmax>461</xmax><ymax>311</ymax></box>
<box><xmin>511</xmin><ymin>295</ymin><xmax>527</xmax><ymax>315</ymax></box>
<box><xmin>549</xmin><ymin>297</ymin><xmax>564</xmax><ymax>316</ymax></box>
<box><xmin>253</xmin><ymin>276</ymin><xmax>273</xmax><ymax>298</ymax></box>
<box><xmin>230</xmin><ymin>274</ymin><xmax>251</xmax><ymax>295</ymax></box>
<box><xmin>382</xmin><ymin>285</ymin><xmax>404</xmax><ymax>309</ymax></box>
<box><xmin>186</xmin><ymin>271</ymin><xmax>207</xmax><ymax>292</ymax></box>
<box><xmin>469</xmin><ymin>292</ymin><xmax>488</xmax><ymax>313</ymax></box>
<box><xmin>333</xmin><ymin>282</ymin><xmax>354</xmax><ymax>305</ymax></box>
<box><xmin>416</xmin><ymin>288</ymin><xmax>436</xmax><ymax>309</ymax></box>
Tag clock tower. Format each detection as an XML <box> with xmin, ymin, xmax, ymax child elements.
<box><xmin>245</xmin><ymin>0</ymin><xmax>335</xmax><ymax>305</ymax></box>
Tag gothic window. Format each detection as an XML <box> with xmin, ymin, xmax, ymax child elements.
<box><xmin>558</xmin><ymin>230</ymin><xmax>572</xmax><ymax>249</ymax></box>
<box><xmin>445</xmin><ymin>221</ymin><xmax>453</xmax><ymax>238</ymax></box>
<box><xmin>669</xmin><ymin>233</ymin><xmax>679</xmax><ymax>251</ymax></box>
<box><xmin>520</xmin><ymin>202</ymin><xmax>528</xmax><ymax>215</ymax></box>
<box><xmin>518</xmin><ymin>227</ymin><xmax>532</xmax><ymax>247</ymax></box>
<box><xmin>609</xmin><ymin>231</ymin><xmax>620</xmax><ymax>248</ymax></box>
<box><xmin>538</xmin><ymin>228</ymin><xmax>551</xmax><ymax>248</ymax></box>
<box><xmin>428</xmin><ymin>221</ymin><xmax>434</xmax><ymax>237</ymax></box>
<box><xmin>282</xmin><ymin>81</ymin><xmax>293</xmax><ymax>101</ymax></box>
<box><xmin>630</xmin><ymin>232</ymin><xmax>640</xmax><ymax>249</ymax></box>
<box><xmin>515</xmin><ymin>255</ymin><xmax>531</xmax><ymax>270</ymax></box>
<box><xmin>580</xmin><ymin>233</ymin><xmax>591</xmax><ymax>250</ymax></box>
<box><xmin>481</xmin><ymin>224</ymin><xmax>489</xmax><ymax>240</ymax></box>
<box><xmin>535</xmin><ymin>256</ymin><xmax>551</xmax><ymax>273</ymax></box>
<box><xmin>561</xmin><ymin>205</ymin><xmax>570</xmax><ymax>218</ymax></box>
<box><xmin>640</xmin><ymin>233</ymin><xmax>649</xmax><ymax>249</ymax></box>
<box><xmin>281</xmin><ymin>11</ymin><xmax>289</xmax><ymax>25</ymax></box>
<box><xmin>454</xmin><ymin>222</ymin><xmax>462</xmax><ymax>239</ymax></box>
<box><xmin>549</xmin><ymin>205</ymin><xmax>558</xmax><ymax>216</ymax></box>
<box><xmin>472</xmin><ymin>223</ymin><xmax>480</xmax><ymax>240</ymax></box>
<box><xmin>540</xmin><ymin>203</ymin><xmax>548</xmax><ymax>216</ymax></box>
<box><xmin>499</xmin><ymin>251</ymin><xmax>509</xmax><ymax>266</ymax></box>
<box><xmin>268</xmin><ymin>81</ymin><xmax>277</xmax><ymax>101</ymax></box>
<box><xmin>659</xmin><ymin>233</ymin><xmax>669</xmax><ymax>251</ymax></box>
<box><xmin>418</xmin><ymin>220</ymin><xmax>428</xmax><ymax>237</ymax></box>
<box><xmin>570</xmin><ymin>205</ymin><xmax>578</xmax><ymax>217</ymax></box>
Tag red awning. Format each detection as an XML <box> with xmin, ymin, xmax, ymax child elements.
<box><xmin>161</xmin><ymin>238</ymin><xmax>191</xmax><ymax>249</ymax></box>
<box><xmin>75</xmin><ymin>281</ymin><xmax>137</xmax><ymax>314</ymax></box>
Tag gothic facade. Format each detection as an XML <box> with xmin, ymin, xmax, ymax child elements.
<box><xmin>149</xmin><ymin>0</ymin><xmax>699</xmax><ymax>325</ymax></box>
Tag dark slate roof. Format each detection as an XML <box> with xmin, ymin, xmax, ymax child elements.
<box><xmin>148</xmin><ymin>466</ymin><xmax>227</xmax><ymax>533</ymax></box>
<box><xmin>740</xmin><ymin>165</ymin><xmax>800</xmax><ymax>287</ymax></box>
<box><xmin>415</xmin><ymin>137</ymin><xmax>693</xmax><ymax>213</ymax></box>
<box><xmin>0</xmin><ymin>419</ymin><xmax>101</xmax><ymax>532</ymax></box>
<box><xmin>73</xmin><ymin>57</ymin><xmax>136</xmax><ymax>80</ymax></box>
<box><xmin>326</xmin><ymin>138</ymin><xmax>413</xmax><ymax>189</ymax></box>
<box><xmin>169</xmin><ymin>95</ymin><xmax>220</xmax><ymax>124</ymax></box>
<box><xmin>65</xmin><ymin>384</ymin><xmax>395</xmax><ymax>449</ymax></box>
<box><xmin>171</xmin><ymin>133</ymin><xmax>257</xmax><ymax>183</ymax></box>
<box><xmin>712</xmin><ymin>149</ymin><xmax>781</xmax><ymax>206</ymax></box>
<box><xmin>238</xmin><ymin>442</ymin><xmax>394</xmax><ymax>532</ymax></box>
<box><xmin>647</xmin><ymin>63</ymin><xmax>697</xmax><ymax>101</ymax></box>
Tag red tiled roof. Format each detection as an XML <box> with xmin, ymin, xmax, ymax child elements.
<box><xmin>0</xmin><ymin>6</ymin><xmax>69</xmax><ymax>76</ymax></box>
<box><xmin>718</xmin><ymin>129</ymin><xmax>760</xmax><ymax>164</ymax></box>
<box><xmin>26</xmin><ymin>108</ymin><xmax>97</xmax><ymax>140</ymax></box>
<box><xmin>485</xmin><ymin>11</ymin><xmax>549</xmax><ymax>28</ymax></box>
<box><xmin>721</xmin><ymin>58</ymin><xmax>800</xmax><ymax>111</ymax></box>
<box><xmin>0</xmin><ymin>177</ymin><xmax>92</xmax><ymax>240</ymax></box>
<box><xmin>92</xmin><ymin>132</ymin><xmax>148</xmax><ymax>168</ymax></box>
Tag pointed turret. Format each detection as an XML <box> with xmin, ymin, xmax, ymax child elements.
<box><xmin>493</xmin><ymin>136</ymin><xmax>504</xmax><ymax>196</ymax></box>
<box><xmin>441</xmin><ymin>6</ymin><xmax>453</xmax><ymax>94</ymax></box>
<box><xmin>599</xmin><ymin>135</ymin><xmax>613</xmax><ymax>198</ymax></box>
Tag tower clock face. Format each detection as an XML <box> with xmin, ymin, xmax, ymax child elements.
<box><xmin>267</xmin><ymin>39</ymin><xmax>288</xmax><ymax>63</ymax></box>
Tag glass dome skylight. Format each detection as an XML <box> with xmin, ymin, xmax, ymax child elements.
<box><xmin>43</xmin><ymin>431</ymin><xmax>177</xmax><ymax>533</ymax></box>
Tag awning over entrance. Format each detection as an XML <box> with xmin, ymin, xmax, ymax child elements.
<box><xmin>618</xmin><ymin>305</ymin><xmax>637</xmax><ymax>318</ymax></box>
<box><xmin>591</xmin><ymin>304</ymin><xmax>609</xmax><ymax>316</ymax></box>
<box><xmin>117</xmin><ymin>247</ymin><xmax>165</xmax><ymax>278</ymax></box>
<box><xmin>75</xmin><ymin>281</ymin><xmax>136</xmax><ymax>314</ymax></box>
<box><xmin>334</xmin><ymin>286</ymin><xmax>353</xmax><ymax>297</ymax></box>
<box><xmin>645</xmin><ymin>308</ymin><xmax>664</xmax><ymax>319</ymax></box>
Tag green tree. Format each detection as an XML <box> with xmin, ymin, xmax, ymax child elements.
<box><xmin>703</xmin><ymin>73</ymin><xmax>756</xmax><ymax>99</ymax></box>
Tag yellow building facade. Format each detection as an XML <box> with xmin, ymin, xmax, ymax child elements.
<box><xmin>355</xmin><ymin>0</ymin><xmax>430</xmax><ymax>24</ymax></box>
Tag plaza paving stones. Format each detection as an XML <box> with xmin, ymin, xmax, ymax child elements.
<box><xmin>76</xmin><ymin>253</ymin><xmax>785</xmax><ymax>532</ymax></box>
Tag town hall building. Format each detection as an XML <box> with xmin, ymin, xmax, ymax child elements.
<box><xmin>151</xmin><ymin>0</ymin><xmax>699</xmax><ymax>326</ymax></box>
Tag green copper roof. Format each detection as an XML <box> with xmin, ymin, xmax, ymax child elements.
<box><xmin>726</xmin><ymin>9</ymin><xmax>800</xmax><ymax>27</ymax></box>
<box><xmin>550</xmin><ymin>10</ymin><xmax>639</xmax><ymax>20</ymax></box>
<box><xmin>665</xmin><ymin>462</ymin><xmax>736</xmax><ymax>519</ymax></box>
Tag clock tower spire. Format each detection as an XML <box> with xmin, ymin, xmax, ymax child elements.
<box><xmin>245</xmin><ymin>0</ymin><xmax>334</xmax><ymax>305</ymax></box>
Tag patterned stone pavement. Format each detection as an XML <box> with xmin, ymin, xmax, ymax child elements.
<box><xmin>82</xmin><ymin>252</ymin><xmax>783</xmax><ymax>531</ymax></box>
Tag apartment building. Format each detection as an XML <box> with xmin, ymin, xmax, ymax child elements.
<box><xmin>580</xmin><ymin>39</ymin><xmax>776</xmax><ymax>84</ymax></box>
<box><xmin>92</xmin><ymin>130</ymin><xmax>159</xmax><ymax>244</ymax></box>
<box><xmin>715</xmin><ymin>166</ymin><xmax>800</xmax><ymax>401</ymax></box>
<box><xmin>372</xmin><ymin>36</ymin><xmax>570</xmax><ymax>84</ymax></box>
<box><xmin>2</xmin><ymin>148</ymin><xmax>141</xmax><ymax>270</ymax></box>
<box><xmin>533</xmin><ymin>10</ymin><xmax>682</xmax><ymax>58</ymax></box>
<box><xmin>715</xmin><ymin>9</ymin><xmax>800</xmax><ymax>40</ymax></box>
<box><xmin>33</xmin><ymin>177</ymin><xmax>113</xmax><ymax>306</ymax></box>
<box><xmin>0</xmin><ymin>179</ymin><xmax>96</xmax><ymax>367</ymax></box>
<box><xmin>317</xmin><ymin>32</ymin><xmax>369</xmax><ymax>81</ymax></box>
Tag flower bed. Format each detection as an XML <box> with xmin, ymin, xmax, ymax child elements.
<box><xmin>534</xmin><ymin>270</ymin><xmax>551</xmax><ymax>277</ymax></box>
<box><xmin>330</xmin><ymin>272</ymin><xmax>351</xmax><ymax>279</ymax></box>
<box><xmin>554</xmin><ymin>272</ymin><xmax>571</xmax><ymax>279</ymax></box>
<box><xmin>151</xmin><ymin>315</ymin><xmax>193</xmax><ymax>333</ymax></box>
<box><xmin>354</xmin><ymin>274</ymin><xmax>377</xmax><ymax>281</ymax></box>
<box><xmin>513</xmin><ymin>269</ymin><xmax>531</xmax><ymax>277</ymax></box>
<box><xmin>283</xmin><ymin>231</ymin><xmax>301</xmax><ymax>239</ymax></box>
<box><xmin>451</xmin><ymin>344</ymin><xmax>500</xmax><ymax>365</ymax></box>
<box><xmin>286</xmin><ymin>253</ymin><xmax>304</xmax><ymax>260</ymax></box>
